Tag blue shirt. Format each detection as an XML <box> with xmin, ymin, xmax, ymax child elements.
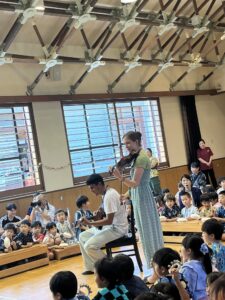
<box><xmin>181</xmin><ymin>205</ymin><xmax>199</xmax><ymax>218</ymax></box>
<box><xmin>212</xmin><ymin>242</ymin><xmax>225</xmax><ymax>272</ymax></box>
<box><xmin>215</xmin><ymin>206</ymin><xmax>225</xmax><ymax>218</ymax></box>
<box><xmin>181</xmin><ymin>260</ymin><xmax>208</xmax><ymax>300</ymax></box>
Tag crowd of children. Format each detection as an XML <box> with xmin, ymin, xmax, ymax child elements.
<box><xmin>48</xmin><ymin>230</ymin><xmax>225</xmax><ymax>300</ymax></box>
<box><xmin>1</xmin><ymin>163</ymin><xmax>225</xmax><ymax>300</ymax></box>
<box><xmin>155</xmin><ymin>167</ymin><xmax>225</xmax><ymax>242</ymax></box>
<box><xmin>0</xmin><ymin>194</ymin><xmax>95</xmax><ymax>259</ymax></box>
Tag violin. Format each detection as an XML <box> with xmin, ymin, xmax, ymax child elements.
<box><xmin>109</xmin><ymin>151</ymin><xmax>140</xmax><ymax>175</ymax></box>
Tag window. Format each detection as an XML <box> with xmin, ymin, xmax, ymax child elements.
<box><xmin>0</xmin><ymin>105</ymin><xmax>42</xmax><ymax>197</ymax></box>
<box><xmin>63</xmin><ymin>99</ymin><xmax>168</xmax><ymax>182</ymax></box>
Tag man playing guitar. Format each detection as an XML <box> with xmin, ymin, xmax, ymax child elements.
<box><xmin>79</xmin><ymin>173</ymin><xmax>128</xmax><ymax>275</ymax></box>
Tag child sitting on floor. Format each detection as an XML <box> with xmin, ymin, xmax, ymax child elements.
<box><xmin>114</xmin><ymin>254</ymin><xmax>149</xmax><ymax>299</ymax></box>
<box><xmin>31</xmin><ymin>221</ymin><xmax>45</xmax><ymax>244</ymax></box>
<box><xmin>14</xmin><ymin>220</ymin><xmax>33</xmax><ymax>249</ymax></box>
<box><xmin>74</xmin><ymin>195</ymin><xmax>93</xmax><ymax>240</ymax></box>
<box><xmin>202</xmin><ymin>219</ymin><xmax>225</xmax><ymax>272</ymax></box>
<box><xmin>181</xmin><ymin>234</ymin><xmax>212</xmax><ymax>300</ymax></box>
<box><xmin>214</xmin><ymin>190</ymin><xmax>225</xmax><ymax>240</ymax></box>
<box><xmin>0</xmin><ymin>223</ymin><xmax>17</xmax><ymax>253</ymax></box>
<box><xmin>209</xmin><ymin>192</ymin><xmax>221</xmax><ymax>209</ymax></box>
<box><xmin>155</xmin><ymin>195</ymin><xmax>165</xmax><ymax>216</ymax></box>
<box><xmin>93</xmin><ymin>257</ymin><xmax>130</xmax><ymax>300</ymax></box>
<box><xmin>49</xmin><ymin>271</ymin><xmax>90</xmax><ymax>300</ymax></box>
<box><xmin>206</xmin><ymin>272</ymin><xmax>223</xmax><ymax>297</ymax></box>
<box><xmin>161</xmin><ymin>194</ymin><xmax>180</xmax><ymax>222</ymax></box>
<box><xmin>180</xmin><ymin>192</ymin><xmax>199</xmax><ymax>220</ymax></box>
<box><xmin>43</xmin><ymin>222</ymin><xmax>61</xmax><ymax>260</ymax></box>
<box><xmin>150</xmin><ymin>247</ymin><xmax>190</xmax><ymax>300</ymax></box>
<box><xmin>199</xmin><ymin>194</ymin><xmax>215</xmax><ymax>218</ymax></box>
<box><xmin>55</xmin><ymin>209</ymin><xmax>75</xmax><ymax>244</ymax></box>
<box><xmin>217</xmin><ymin>176</ymin><xmax>225</xmax><ymax>194</ymax></box>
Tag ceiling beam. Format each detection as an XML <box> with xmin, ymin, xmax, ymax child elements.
<box><xmin>0</xmin><ymin>89</ymin><xmax>218</xmax><ymax>104</ymax></box>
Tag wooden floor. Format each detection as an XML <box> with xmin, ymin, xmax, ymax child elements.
<box><xmin>0</xmin><ymin>244</ymin><xmax>151</xmax><ymax>300</ymax></box>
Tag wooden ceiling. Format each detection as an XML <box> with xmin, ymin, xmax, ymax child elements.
<box><xmin>0</xmin><ymin>0</ymin><xmax>225</xmax><ymax>95</ymax></box>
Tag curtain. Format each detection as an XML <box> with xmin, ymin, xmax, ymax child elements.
<box><xmin>180</xmin><ymin>95</ymin><xmax>201</xmax><ymax>165</ymax></box>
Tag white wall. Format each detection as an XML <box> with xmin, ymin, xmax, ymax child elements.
<box><xmin>32</xmin><ymin>102</ymin><xmax>73</xmax><ymax>191</ymax></box>
<box><xmin>196</xmin><ymin>93</ymin><xmax>225</xmax><ymax>159</ymax></box>
<box><xmin>160</xmin><ymin>97</ymin><xmax>187</xmax><ymax>167</ymax></box>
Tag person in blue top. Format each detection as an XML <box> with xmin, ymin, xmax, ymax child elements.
<box><xmin>202</xmin><ymin>219</ymin><xmax>225</xmax><ymax>272</ymax></box>
<box><xmin>150</xmin><ymin>247</ymin><xmax>190</xmax><ymax>300</ymax></box>
<box><xmin>178</xmin><ymin>174</ymin><xmax>202</xmax><ymax>208</ymax></box>
<box><xmin>181</xmin><ymin>234</ymin><xmax>212</xmax><ymax>300</ymax></box>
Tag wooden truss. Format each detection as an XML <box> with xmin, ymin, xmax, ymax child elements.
<box><xmin>0</xmin><ymin>0</ymin><xmax>225</xmax><ymax>94</ymax></box>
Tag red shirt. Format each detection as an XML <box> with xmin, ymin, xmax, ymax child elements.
<box><xmin>197</xmin><ymin>147</ymin><xmax>213</xmax><ymax>170</ymax></box>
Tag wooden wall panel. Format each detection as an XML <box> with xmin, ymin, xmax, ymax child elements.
<box><xmin>0</xmin><ymin>158</ymin><xmax>224</xmax><ymax>220</ymax></box>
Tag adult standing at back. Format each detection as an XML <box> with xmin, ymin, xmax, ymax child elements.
<box><xmin>146</xmin><ymin>148</ymin><xmax>161</xmax><ymax>196</ymax></box>
<box><xmin>113</xmin><ymin>131</ymin><xmax>163</xmax><ymax>268</ymax></box>
<box><xmin>197</xmin><ymin>139</ymin><xmax>217</xmax><ymax>188</ymax></box>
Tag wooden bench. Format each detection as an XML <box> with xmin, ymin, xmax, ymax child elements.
<box><xmin>52</xmin><ymin>243</ymin><xmax>81</xmax><ymax>260</ymax></box>
<box><xmin>164</xmin><ymin>243</ymin><xmax>182</xmax><ymax>252</ymax></box>
<box><xmin>0</xmin><ymin>244</ymin><xmax>49</xmax><ymax>279</ymax></box>
<box><xmin>163</xmin><ymin>236</ymin><xmax>184</xmax><ymax>244</ymax></box>
<box><xmin>161</xmin><ymin>221</ymin><xmax>202</xmax><ymax>233</ymax></box>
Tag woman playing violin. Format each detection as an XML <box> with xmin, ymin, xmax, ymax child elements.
<box><xmin>113</xmin><ymin>131</ymin><xmax>163</xmax><ymax>269</ymax></box>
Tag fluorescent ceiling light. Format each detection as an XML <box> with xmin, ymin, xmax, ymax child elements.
<box><xmin>121</xmin><ymin>0</ymin><xmax>137</xmax><ymax>3</ymax></box>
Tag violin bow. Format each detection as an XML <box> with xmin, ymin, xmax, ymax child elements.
<box><xmin>113</xmin><ymin>102</ymin><xmax>124</xmax><ymax>195</ymax></box>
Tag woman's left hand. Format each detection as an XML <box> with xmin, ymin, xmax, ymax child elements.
<box><xmin>113</xmin><ymin>167</ymin><xmax>122</xmax><ymax>180</ymax></box>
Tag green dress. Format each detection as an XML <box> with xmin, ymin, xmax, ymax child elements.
<box><xmin>130</xmin><ymin>149</ymin><xmax>163</xmax><ymax>268</ymax></box>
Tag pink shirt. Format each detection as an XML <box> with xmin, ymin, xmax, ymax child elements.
<box><xmin>197</xmin><ymin>147</ymin><xmax>213</xmax><ymax>170</ymax></box>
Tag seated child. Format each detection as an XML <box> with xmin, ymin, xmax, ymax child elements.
<box><xmin>43</xmin><ymin>222</ymin><xmax>61</xmax><ymax>260</ymax></box>
<box><xmin>217</xmin><ymin>176</ymin><xmax>225</xmax><ymax>194</ymax></box>
<box><xmin>49</xmin><ymin>270</ymin><xmax>90</xmax><ymax>300</ymax></box>
<box><xmin>151</xmin><ymin>247</ymin><xmax>189</xmax><ymax>299</ymax></box>
<box><xmin>162</xmin><ymin>188</ymin><xmax>170</xmax><ymax>198</ymax></box>
<box><xmin>31</xmin><ymin>221</ymin><xmax>44</xmax><ymax>243</ymax></box>
<box><xmin>206</xmin><ymin>272</ymin><xmax>223</xmax><ymax>297</ymax></box>
<box><xmin>14</xmin><ymin>220</ymin><xmax>33</xmax><ymax>249</ymax></box>
<box><xmin>199</xmin><ymin>194</ymin><xmax>215</xmax><ymax>218</ymax></box>
<box><xmin>93</xmin><ymin>257</ymin><xmax>130</xmax><ymax>300</ymax></box>
<box><xmin>0</xmin><ymin>223</ymin><xmax>17</xmax><ymax>253</ymax></box>
<box><xmin>181</xmin><ymin>234</ymin><xmax>212</xmax><ymax>300</ymax></box>
<box><xmin>180</xmin><ymin>192</ymin><xmax>199</xmax><ymax>220</ymax></box>
<box><xmin>161</xmin><ymin>194</ymin><xmax>180</xmax><ymax>221</ymax></box>
<box><xmin>214</xmin><ymin>190</ymin><xmax>225</xmax><ymax>240</ymax></box>
<box><xmin>74</xmin><ymin>195</ymin><xmax>93</xmax><ymax>240</ymax></box>
<box><xmin>190</xmin><ymin>162</ymin><xmax>206</xmax><ymax>190</ymax></box>
<box><xmin>155</xmin><ymin>195</ymin><xmax>165</xmax><ymax>216</ymax></box>
<box><xmin>202</xmin><ymin>219</ymin><xmax>225</xmax><ymax>272</ymax></box>
<box><xmin>209</xmin><ymin>192</ymin><xmax>221</xmax><ymax>209</ymax></box>
<box><xmin>55</xmin><ymin>209</ymin><xmax>75</xmax><ymax>243</ymax></box>
<box><xmin>175</xmin><ymin>183</ymin><xmax>183</xmax><ymax>205</ymax></box>
<box><xmin>209</xmin><ymin>273</ymin><xmax>225</xmax><ymax>300</ymax></box>
<box><xmin>113</xmin><ymin>254</ymin><xmax>149</xmax><ymax>299</ymax></box>
<box><xmin>151</xmin><ymin>283</ymin><xmax>181</xmax><ymax>300</ymax></box>
<box><xmin>0</xmin><ymin>203</ymin><xmax>22</xmax><ymax>230</ymax></box>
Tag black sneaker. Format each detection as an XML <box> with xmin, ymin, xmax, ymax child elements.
<box><xmin>82</xmin><ymin>270</ymin><xmax>94</xmax><ymax>275</ymax></box>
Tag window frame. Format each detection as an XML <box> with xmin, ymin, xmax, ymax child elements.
<box><xmin>62</xmin><ymin>98</ymin><xmax>169</xmax><ymax>185</ymax></box>
<box><xmin>0</xmin><ymin>103</ymin><xmax>44</xmax><ymax>199</ymax></box>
